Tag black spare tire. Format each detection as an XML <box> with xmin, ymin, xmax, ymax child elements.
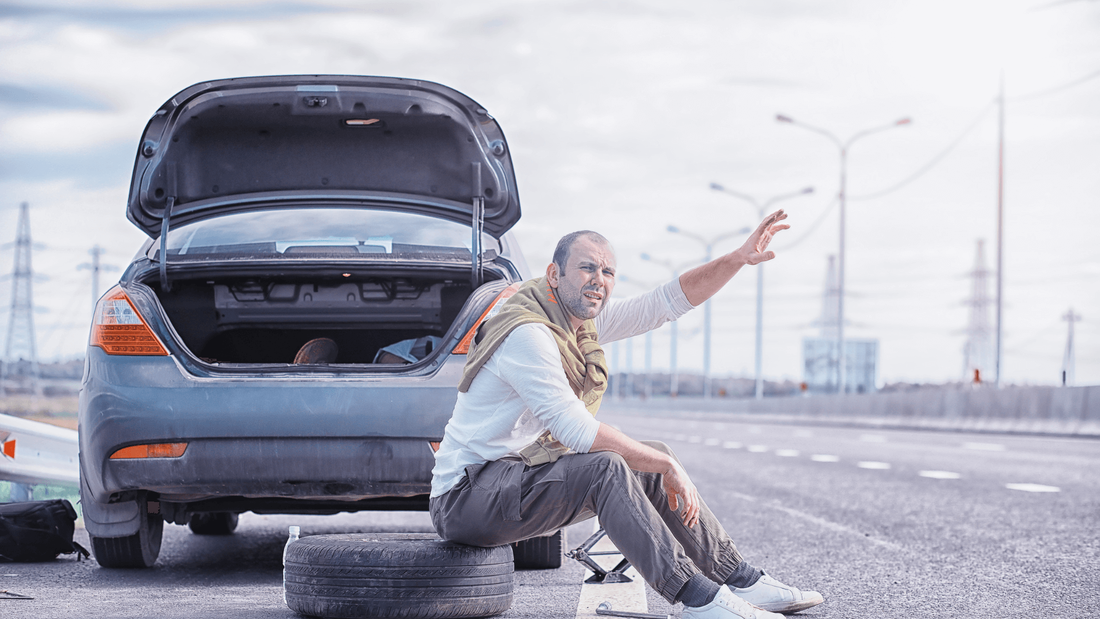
<box><xmin>284</xmin><ymin>533</ymin><xmax>514</xmax><ymax>619</ymax></box>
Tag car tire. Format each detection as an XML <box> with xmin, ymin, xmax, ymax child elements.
<box><xmin>89</xmin><ymin>501</ymin><xmax>163</xmax><ymax>568</ymax></box>
<box><xmin>511</xmin><ymin>529</ymin><xmax>564</xmax><ymax>569</ymax></box>
<box><xmin>188</xmin><ymin>512</ymin><xmax>239</xmax><ymax>535</ymax></box>
<box><xmin>284</xmin><ymin>532</ymin><xmax>514</xmax><ymax>619</ymax></box>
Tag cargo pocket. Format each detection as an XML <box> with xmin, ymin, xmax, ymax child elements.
<box><xmin>465</xmin><ymin>459</ymin><xmax>526</xmax><ymax>522</ymax></box>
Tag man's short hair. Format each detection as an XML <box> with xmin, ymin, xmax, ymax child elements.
<box><xmin>552</xmin><ymin>231</ymin><xmax>610</xmax><ymax>269</ymax></box>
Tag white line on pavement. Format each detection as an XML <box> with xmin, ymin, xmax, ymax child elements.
<box><xmin>1005</xmin><ymin>483</ymin><xmax>1060</xmax><ymax>493</ymax></box>
<box><xmin>860</xmin><ymin>434</ymin><xmax>888</xmax><ymax>443</ymax></box>
<box><xmin>775</xmin><ymin>449</ymin><xmax>800</xmax><ymax>457</ymax></box>
<box><xmin>811</xmin><ymin>454</ymin><xmax>840</xmax><ymax>462</ymax></box>
<box><xmin>747</xmin><ymin>445</ymin><xmax>769</xmax><ymax>453</ymax></box>
<box><xmin>919</xmin><ymin>470</ymin><xmax>961</xmax><ymax>479</ymax></box>
<box><xmin>729</xmin><ymin>491</ymin><xmax>905</xmax><ymax>552</ymax></box>
<box><xmin>722</xmin><ymin>441</ymin><xmax>743</xmax><ymax>449</ymax></box>
<box><xmin>688</xmin><ymin>436</ymin><xmax>702</xmax><ymax>444</ymax></box>
<box><xmin>704</xmin><ymin>438</ymin><xmax>720</xmax><ymax>446</ymax></box>
<box><xmin>857</xmin><ymin>461</ymin><xmax>891</xmax><ymax>470</ymax></box>
<box><xmin>963</xmin><ymin>442</ymin><xmax>1006</xmax><ymax>452</ymax></box>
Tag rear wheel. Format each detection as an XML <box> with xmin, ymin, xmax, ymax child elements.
<box><xmin>188</xmin><ymin>512</ymin><xmax>239</xmax><ymax>535</ymax></box>
<box><xmin>89</xmin><ymin>499</ymin><xmax>163</xmax><ymax>568</ymax></box>
<box><xmin>512</xmin><ymin>529</ymin><xmax>564</xmax><ymax>569</ymax></box>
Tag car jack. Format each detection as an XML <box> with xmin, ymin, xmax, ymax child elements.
<box><xmin>565</xmin><ymin>527</ymin><xmax>634</xmax><ymax>584</ymax></box>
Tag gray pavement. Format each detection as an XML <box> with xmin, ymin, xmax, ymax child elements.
<box><xmin>3</xmin><ymin>411</ymin><xmax>1097</xmax><ymax>618</ymax></box>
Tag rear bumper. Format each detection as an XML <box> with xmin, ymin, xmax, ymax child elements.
<box><xmin>79</xmin><ymin>347</ymin><xmax>461</xmax><ymax>506</ymax></box>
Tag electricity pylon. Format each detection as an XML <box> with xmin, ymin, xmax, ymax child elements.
<box><xmin>2</xmin><ymin>202</ymin><xmax>41</xmax><ymax>394</ymax></box>
<box><xmin>963</xmin><ymin>240</ymin><xmax>994</xmax><ymax>384</ymax></box>
<box><xmin>1062</xmin><ymin>309</ymin><xmax>1081</xmax><ymax>386</ymax></box>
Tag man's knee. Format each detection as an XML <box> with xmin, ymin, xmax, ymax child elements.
<box><xmin>639</xmin><ymin>440</ymin><xmax>685</xmax><ymax>467</ymax></box>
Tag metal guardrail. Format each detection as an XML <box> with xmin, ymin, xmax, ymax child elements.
<box><xmin>0</xmin><ymin>413</ymin><xmax>79</xmax><ymax>489</ymax></box>
<box><xmin>603</xmin><ymin>385</ymin><xmax>1100</xmax><ymax>437</ymax></box>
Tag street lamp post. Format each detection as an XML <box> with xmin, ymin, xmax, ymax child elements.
<box><xmin>776</xmin><ymin>114</ymin><xmax>910</xmax><ymax>394</ymax></box>
<box><xmin>708</xmin><ymin>183</ymin><xmax>814</xmax><ymax>399</ymax></box>
<box><xmin>661</xmin><ymin>226</ymin><xmax>750</xmax><ymax>399</ymax></box>
<box><xmin>639</xmin><ymin>254</ymin><xmax>702</xmax><ymax>397</ymax></box>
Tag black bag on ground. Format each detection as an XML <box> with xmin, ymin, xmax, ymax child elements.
<box><xmin>0</xmin><ymin>499</ymin><xmax>90</xmax><ymax>562</ymax></box>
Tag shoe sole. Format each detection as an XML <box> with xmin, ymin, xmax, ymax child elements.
<box><xmin>757</xmin><ymin>594</ymin><xmax>825</xmax><ymax>614</ymax></box>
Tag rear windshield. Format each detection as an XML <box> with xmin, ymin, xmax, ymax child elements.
<box><xmin>150</xmin><ymin>208</ymin><xmax>499</xmax><ymax>262</ymax></box>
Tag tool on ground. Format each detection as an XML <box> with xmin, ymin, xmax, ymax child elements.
<box><xmin>566</xmin><ymin>527</ymin><xmax>634</xmax><ymax>583</ymax></box>
<box><xmin>0</xmin><ymin>589</ymin><xmax>33</xmax><ymax>599</ymax></box>
<box><xmin>595</xmin><ymin>601</ymin><xmax>670</xmax><ymax>619</ymax></box>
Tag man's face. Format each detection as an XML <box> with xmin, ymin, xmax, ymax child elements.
<box><xmin>547</xmin><ymin>236</ymin><xmax>616</xmax><ymax>329</ymax></box>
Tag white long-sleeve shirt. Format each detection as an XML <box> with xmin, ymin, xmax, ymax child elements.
<box><xmin>430</xmin><ymin>278</ymin><xmax>695</xmax><ymax>498</ymax></box>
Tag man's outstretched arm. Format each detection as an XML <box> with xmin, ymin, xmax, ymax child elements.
<box><xmin>589</xmin><ymin>422</ymin><xmax>702</xmax><ymax>529</ymax></box>
<box><xmin>678</xmin><ymin>209</ymin><xmax>790</xmax><ymax>306</ymax></box>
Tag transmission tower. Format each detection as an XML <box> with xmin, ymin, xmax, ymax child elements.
<box><xmin>2</xmin><ymin>202</ymin><xmax>41</xmax><ymax>394</ymax></box>
<box><xmin>78</xmin><ymin>245</ymin><xmax>119</xmax><ymax>315</ymax></box>
<box><xmin>1062</xmin><ymin>308</ymin><xmax>1081</xmax><ymax>386</ymax></box>
<box><xmin>818</xmin><ymin>255</ymin><xmax>840</xmax><ymax>339</ymax></box>
<box><xmin>963</xmin><ymin>239</ymin><xmax>995</xmax><ymax>383</ymax></box>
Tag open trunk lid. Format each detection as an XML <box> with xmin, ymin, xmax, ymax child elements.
<box><xmin>127</xmin><ymin>75</ymin><xmax>521</xmax><ymax>238</ymax></box>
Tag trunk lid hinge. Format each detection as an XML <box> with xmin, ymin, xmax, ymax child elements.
<box><xmin>159</xmin><ymin>163</ymin><xmax>177</xmax><ymax>293</ymax></box>
<box><xmin>470</xmin><ymin>162</ymin><xmax>485</xmax><ymax>289</ymax></box>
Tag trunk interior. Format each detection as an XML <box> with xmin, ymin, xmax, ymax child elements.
<box><xmin>143</xmin><ymin>269</ymin><xmax>492</xmax><ymax>364</ymax></box>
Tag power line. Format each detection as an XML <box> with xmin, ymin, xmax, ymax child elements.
<box><xmin>772</xmin><ymin>197</ymin><xmax>837</xmax><ymax>251</ymax></box>
<box><xmin>1010</xmin><ymin>67</ymin><xmax>1100</xmax><ymax>102</ymax></box>
<box><xmin>850</xmin><ymin>100</ymin><xmax>997</xmax><ymax>201</ymax></box>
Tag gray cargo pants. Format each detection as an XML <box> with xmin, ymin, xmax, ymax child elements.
<box><xmin>429</xmin><ymin>441</ymin><xmax>747</xmax><ymax>603</ymax></box>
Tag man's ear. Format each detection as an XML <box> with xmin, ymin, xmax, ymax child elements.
<box><xmin>546</xmin><ymin>262</ymin><xmax>559</xmax><ymax>288</ymax></box>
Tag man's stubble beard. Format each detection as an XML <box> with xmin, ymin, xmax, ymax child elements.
<box><xmin>557</xmin><ymin>282</ymin><xmax>608</xmax><ymax>322</ymax></box>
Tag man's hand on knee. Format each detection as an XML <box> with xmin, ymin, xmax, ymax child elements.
<box><xmin>663</xmin><ymin>461</ymin><xmax>701</xmax><ymax>529</ymax></box>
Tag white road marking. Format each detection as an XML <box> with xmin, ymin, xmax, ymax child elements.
<box><xmin>575</xmin><ymin>522</ymin><xmax>648</xmax><ymax>619</ymax></box>
<box><xmin>1006</xmin><ymin>483</ymin><xmax>1060</xmax><ymax>493</ymax></box>
<box><xmin>688</xmin><ymin>436</ymin><xmax>702</xmax><ymax>444</ymax></box>
<box><xmin>722</xmin><ymin>441</ymin><xmax>743</xmax><ymax>449</ymax></box>
<box><xmin>775</xmin><ymin>449</ymin><xmax>800</xmax><ymax>457</ymax></box>
<box><xmin>919</xmin><ymin>470</ymin><xmax>961</xmax><ymax>479</ymax></box>
<box><xmin>704</xmin><ymin>438</ymin><xmax>720</xmax><ymax>446</ymax></box>
<box><xmin>811</xmin><ymin>454</ymin><xmax>840</xmax><ymax>462</ymax></box>
<box><xmin>729</xmin><ymin>491</ymin><xmax>905</xmax><ymax>552</ymax></box>
<box><xmin>963</xmin><ymin>442</ymin><xmax>1006</xmax><ymax>452</ymax></box>
<box><xmin>747</xmin><ymin>445</ymin><xmax>769</xmax><ymax>453</ymax></box>
<box><xmin>858</xmin><ymin>461</ymin><xmax>891</xmax><ymax>470</ymax></box>
<box><xmin>673</xmin><ymin>434</ymin><xmax>687</xmax><ymax>442</ymax></box>
<box><xmin>860</xmin><ymin>434</ymin><xmax>887</xmax><ymax>443</ymax></box>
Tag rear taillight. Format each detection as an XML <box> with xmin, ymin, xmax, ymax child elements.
<box><xmin>89</xmin><ymin>286</ymin><xmax>169</xmax><ymax>356</ymax></box>
<box><xmin>453</xmin><ymin>283</ymin><xmax>521</xmax><ymax>354</ymax></box>
<box><xmin>110</xmin><ymin>442</ymin><xmax>188</xmax><ymax>459</ymax></box>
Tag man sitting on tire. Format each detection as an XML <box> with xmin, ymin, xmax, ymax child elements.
<box><xmin>430</xmin><ymin>210</ymin><xmax>824</xmax><ymax>619</ymax></box>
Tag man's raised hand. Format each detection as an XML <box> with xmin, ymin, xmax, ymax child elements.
<box><xmin>738</xmin><ymin>208</ymin><xmax>790</xmax><ymax>266</ymax></box>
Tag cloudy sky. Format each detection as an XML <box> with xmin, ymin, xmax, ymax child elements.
<box><xmin>1</xmin><ymin>0</ymin><xmax>1098</xmax><ymax>387</ymax></box>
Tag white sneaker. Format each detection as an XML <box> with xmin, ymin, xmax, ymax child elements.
<box><xmin>731</xmin><ymin>572</ymin><xmax>824</xmax><ymax>613</ymax></box>
<box><xmin>682</xmin><ymin>585</ymin><xmax>784</xmax><ymax>619</ymax></box>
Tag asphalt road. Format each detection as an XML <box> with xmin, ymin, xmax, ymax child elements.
<box><xmin>3</xmin><ymin>410</ymin><xmax>1097</xmax><ymax>618</ymax></box>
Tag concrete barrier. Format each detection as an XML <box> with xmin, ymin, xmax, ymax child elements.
<box><xmin>602</xmin><ymin>385</ymin><xmax>1099</xmax><ymax>437</ymax></box>
<box><xmin>0</xmin><ymin>413</ymin><xmax>79</xmax><ymax>488</ymax></box>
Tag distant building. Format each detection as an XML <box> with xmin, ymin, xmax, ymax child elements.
<box><xmin>802</xmin><ymin>255</ymin><xmax>878</xmax><ymax>394</ymax></box>
<box><xmin>802</xmin><ymin>338</ymin><xmax>878</xmax><ymax>394</ymax></box>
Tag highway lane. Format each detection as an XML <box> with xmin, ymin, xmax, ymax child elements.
<box><xmin>4</xmin><ymin>412</ymin><xmax>1096</xmax><ymax>618</ymax></box>
<box><xmin>601</xmin><ymin>409</ymin><xmax>1100</xmax><ymax>619</ymax></box>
